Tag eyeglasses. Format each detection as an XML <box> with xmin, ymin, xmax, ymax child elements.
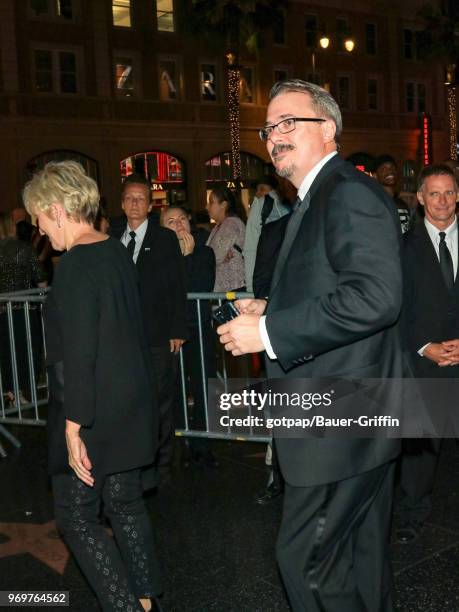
<box><xmin>258</xmin><ymin>117</ymin><xmax>326</xmax><ymax>142</ymax></box>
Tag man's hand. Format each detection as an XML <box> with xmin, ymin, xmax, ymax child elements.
<box><xmin>438</xmin><ymin>339</ymin><xmax>459</xmax><ymax>367</ymax></box>
<box><xmin>217</xmin><ymin>314</ymin><xmax>265</xmax><ymax>356</ymax></box>
<box><xmin>178</xmin><ymin>231</ymin><xmax>195</xmax><ymax>256</ymax></box>
<box><xmin>170</xmin><ymin>338</ymin><xmax>185</xmax><ymax>354</ymax></box>
<box><xmin>423</xmin><ymin>342</ymin><xmax>454</xmax><ymax>366</ymax></box>
<box><xmin>65</xmin><ymin>419</ymin><xmax>94</xmax><ymax>487</ymax></box>
<box><xmin>235</xmin><ymin>298</ymin><xmax>267</xmax><ymax>315</ymax></box>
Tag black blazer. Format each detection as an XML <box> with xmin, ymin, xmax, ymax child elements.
<box><xmin>44</xmin><ymin>239</ymin><xmax>157</xmax><ymax>476</ymax></box>
<box><xmin>265</xmin><ymin>155</ymin><xmax>404</xmax><ymax>487</ymax></box>
<box><xmin>184</xmin><ymin>230</ymin><xmax>215</xmax><ymax>327</ymax></box>
<box><xmin>402</xmin><ymin>220</ymin><xmax>459</xmax><ymax>378</ymax></box>
<box><xmin>111</xmin><ymin>218</ymin><xmax>187</xmax><ymax>347</ymax></box>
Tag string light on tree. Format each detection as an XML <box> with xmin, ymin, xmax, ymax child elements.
<box><xmin>226</xmin><ymin>52</ymin><xmax>242</xmax><ymax>181</ymax></box>
<box><xmin>447</xmin><ymin>87</ymin><xmax>457</xmax><ymax>161</ymax></box>
<box><xmin>445</xmin><ymin>64</ymin><xmax>457</xmax><ymax>161</ymax></box>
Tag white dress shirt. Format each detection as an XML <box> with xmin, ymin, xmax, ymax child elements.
<box><xmin>259</xmin><ymin>152</ymin><xmax>338</xmax><ymax>360</ymax></box>
<box><xmin>121</xmin><ymin>218</ymin><xmax>148</xmax><ymax>264</ymax></box>
<box><xmin>418</xmin><ymin>217</ymin><xmax>458</xmax><ymax>356</ymax></box>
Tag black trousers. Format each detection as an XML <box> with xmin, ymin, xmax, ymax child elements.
<box><xmin>276</xmin><ymin>461</ymin><xmax>395</xmax><ymax>612</ymax></box>
<box><xmin>150</xmin><ymin>345</ymin><xmax>179</xmax><ymax>478</ymax></box>
<box><xmin>398</xmin><ymin>438</ymin><xmax>442</xmax><ymax>525</ymax></box>
<box><xmin>53</xmin><ymin>469</ymin><xmax>161</xmax><ymax>611</ymax></box>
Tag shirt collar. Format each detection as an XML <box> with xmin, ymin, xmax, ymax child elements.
<box><xmin>424</xmin><ymin>216</ymin><xmax>457</xmax><ymax>242</ymax></box>
<box><xmin>297</xmin><ymin>151</ymin><xmax>338</xmax><ymax>201</ymax></box>
<box><xmin>125</xmin><ymin>217</ymin><xmax>148</xmax><ymax>241</ymax></box>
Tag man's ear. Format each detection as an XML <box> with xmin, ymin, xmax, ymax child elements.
<box><xmin>322</xmin><ymin>119</ymin><xmax>336</xmax><ymax>144</ymax></box>
<box><xmin>147</xmin><ymin>202</ymin><xmax>153</xmax><ymax>213</ymax></box>
<box><xmin>417</xmin><ymin>191</ymin><xmax>424</xmax><ymax>206</ymax></box>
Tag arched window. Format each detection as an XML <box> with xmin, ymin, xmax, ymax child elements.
<box><xmin>205</xmin><ymin>151</ymin><xmax>267</xmax><ymax>184</ymax></box>
<box><xmin>120</xmin><ymin>151</ymin><xmax>186</xmax><ymax>208</ymax></box>
<box><xmin>27</xmin><ymin>150</ymin><xmax>99</xmax><ymax>181</ymax></box>
<box><xmin>205</xmin><ymin>151</ymin><xmax>269</xmax><ymax>212</ymax></box>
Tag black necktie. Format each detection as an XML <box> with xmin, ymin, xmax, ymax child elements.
<box><xmin>260</xmin><ymin>194</ymin><xmax>274</xmax><ymax>226</ymax></box>
<box><xmin>126</xmin><ymin>230</ymin><xmax>136</xmax><ymax>259</ymax></box>
<box><xmin>439</xmin><ymin>231</ymin><xmax>454</xmax><ymax>290</ymax></box>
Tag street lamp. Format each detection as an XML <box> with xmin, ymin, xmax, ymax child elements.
<box><xmin>344</xmin><ymin>38</ymin><xmax>355</xmax><ymax>52</ymax></box>
<box><xmin>311</xmin><ymin>34</ymin><xmax>355</xmax><ymax>86</ymax></box>
<box><xmin>311</xmin><ymin>36</ymin><xmax>332</xmax><ymax>81</ymax></box>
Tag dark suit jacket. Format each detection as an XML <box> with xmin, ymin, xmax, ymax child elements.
<box><xmin>265</xmin><ymin>155</ymin><xmax>403</xmax><ymax>487</ymax></box>
<box><xmin>184</xmin><ymin>229</ymin><xmax>215</xmax><ymax>327</ymax></box>
<box><xmin>111</xmin><ymin>218</ymin><xmax>187</xmax><ymax>347</ymax></box>
<box><xmin>253</xmin><ymin>212</ymin><xmax>291</xmax><ymax>299</ymax></box>
<box><xmin>402</xmin><ymin>220</ymin><xmax>459</xmax><ymax>378</ymax></box>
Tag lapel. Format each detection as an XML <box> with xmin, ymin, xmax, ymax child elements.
<box><xmin>134</xmin><ymin>218</ymin><xmax>152</xmax><ymax>269</ymax></box>
<box><xmin>269</xmin><ymin>155</ymin><xmax>344</xmax><ymax>295</ymax></box>
<box><xmin>412</xmin><ymin>221</ymin><xmax>457</xmax><ymax>291</ymax></box>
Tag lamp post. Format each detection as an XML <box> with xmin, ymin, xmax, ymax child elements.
<box><xmin>311</xmin><ymin>34</ymin><xmax>355</xmax><ymax>87</ymax></box>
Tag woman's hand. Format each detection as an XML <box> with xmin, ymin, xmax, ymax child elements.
<box><xmin>65</xmin><ymin>419</ymin><xmax>94</xmax><ymax>486</ymax></box>
<box><xmin>178</xmin><ymin>231</ymin><xmax>195</xmax><ymax>256</ymax></box>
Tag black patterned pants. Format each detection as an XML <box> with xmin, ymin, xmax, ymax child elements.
<box><xmin>53</xmin><ymin>469</ymin><xmax>161</xmax><ymax>611</ymax></box>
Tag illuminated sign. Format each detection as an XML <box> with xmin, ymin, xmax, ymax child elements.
<box><xmin>151</xmin><ymin>183</ymin><xmax>164</xmax><ymax>190</ymax></box>
<box><xmin>422</xmin><ymin>113</ymin><xmax>432</xmax><ymax>166</ymax></box>
<box><xmin>226</xmin><ymin>180</ymin><xmax>249</xmax><ymax>189</ymax></box>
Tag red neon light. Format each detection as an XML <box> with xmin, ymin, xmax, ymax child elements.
<box><xmin>355</xmin><ymin>165</ymin><xmax>366</xmax><ymax>172</ymax></box>
<box><xmin>422</xmin><ymin>115</ymin><xmax>431</xmax><ymax>166</ymax></box>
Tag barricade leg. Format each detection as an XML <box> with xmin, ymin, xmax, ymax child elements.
<box><xmin>0</xmin><ymin>424</ymin><xmax>21</xmax><ymax>449</ymax></box>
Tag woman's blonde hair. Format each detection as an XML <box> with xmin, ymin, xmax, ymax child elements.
<box><xmin>23</xmin><ymin>160</ymin><xmax>100</xmax><ymax>223</ymax></box>
<box><xmin>0</xmin><ymin>212</ymin><xmax>16</xmax><ymax>239</ymax></box>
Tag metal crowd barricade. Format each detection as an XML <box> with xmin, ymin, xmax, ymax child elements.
<box><xmin>176</xmin><ymin>292</ymin><xmax>270</xmax><ymax>444</ymax></box>
<box><xmin>0</xmin><ymin>288</ymin><xmax>48</xmax><ymax>457</ymax></box>
<box><xmin>0</xmin><ymin>288</ymin><xmax>269</xmax><ymax>458</ymax></box>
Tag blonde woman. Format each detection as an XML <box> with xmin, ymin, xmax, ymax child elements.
<box><xmin>23</xmin><ymin>161</ymin><xmax>161</xmax><ymax>612</ymax></box>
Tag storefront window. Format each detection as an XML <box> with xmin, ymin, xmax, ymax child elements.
<box><xmin>205</xmin><ymin>152</ymin><xmax>268</xmax><ymax>212</ymax></box>
<box><xmin>120</xmin><ymin>151</ymin><xmax>186</xmax><ymax>207</ymax></box>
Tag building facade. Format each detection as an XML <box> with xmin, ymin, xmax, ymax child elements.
<box><xmin>0</xmin><ymin>0</ymin><xmax>450</xmax><ymax>214</ymax></box>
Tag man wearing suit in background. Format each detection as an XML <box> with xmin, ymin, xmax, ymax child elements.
<box><xmin>110</xmin><ymin>175</ymin><xmax>187</xmax><ymax>484</ymax></box>
<box><xmin>218</xmin><ymin>80</ymin><xmax>403</xmax><ymax>611</ymax></box>
<box><xmin>397</xmin><ymin>164</ymin><xmax>459</xmax><ymax>543</ymax></box>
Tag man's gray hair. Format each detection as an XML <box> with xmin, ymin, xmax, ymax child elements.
<box><xmin>269</xmin><ymin>79</ymin><xmax>342</xmax><ymax>145</ymax></box>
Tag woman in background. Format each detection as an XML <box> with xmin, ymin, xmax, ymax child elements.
<box><xmin>23</xmin><ymin>161</ymin><xmax>161</xmax><ymax>612</ymax></box>
<box><xmin>206</xmin><ymin>187</ymin><xmax>246</xmax><ymax>292</ymax></box>
<box><xmin>161</xmin><ymin>205</ymin><xmax>218</xmax><ymax>465</ymax></box>
<box><xmin>0</xmin><ymin>212</ymin><xmax>46</xmax><ymax>405</ymax></box>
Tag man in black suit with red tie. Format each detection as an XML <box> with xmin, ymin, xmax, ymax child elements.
<box><xmin>217</xmin><ymin>80</ymin><xmax>403</xmax><ymax>611</ymax></box>
<box><xmin>110</xmin><ymin>175</ymin><xmax>187</xmax><ymax>484</ymax></box>
<box><xmin>397</xmin><ymin>164</ymin><xmax>459</xmax><ymax>543</ymax></box>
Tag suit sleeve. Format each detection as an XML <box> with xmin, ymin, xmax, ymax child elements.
<box><xmin>266</xmin><ymin>181</ymin><xmax>403</xmax><ymax>366</ymax></box>
<box><xmin>55</xmin><ymin>258</ymin><xmax>98</xmax><ymax>426</ymax></box>
<box><xmin>400</xmin><ymin>237</ymin><xmax>417</xmax><ymax>352</ymax></box>
<box><xmin>165</xmin><ymin>230</ymin><xmax>188</xmax><ymax>340</ymax></box>
<box><xmin>243</xmin><ymin>198</ymin><xmax>262</xmax><ymax>293</ymax></box>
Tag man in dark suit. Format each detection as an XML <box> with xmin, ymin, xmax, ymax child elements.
<box><xmin>110</xmin><ymin>175</ymin><xmax>187</xmax><ymax>483</ymax></box>
<box><xmin>397</xmin><ymin>164</ymin><xmax>459</xmax><ymax>543</ymax></box>
<box><xmin>218</xmin><ymin>80</ymin><xmax>403</xmax><ymax>611</ymax></box>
